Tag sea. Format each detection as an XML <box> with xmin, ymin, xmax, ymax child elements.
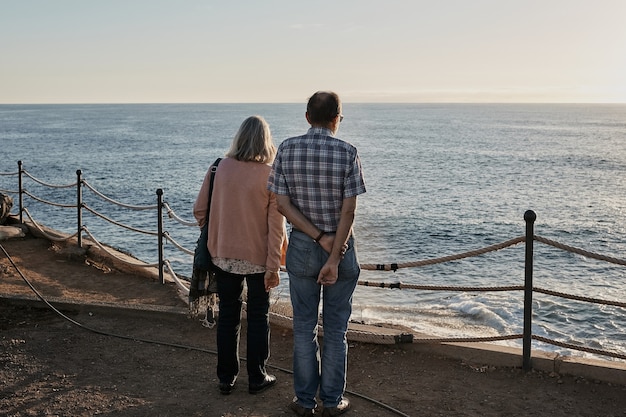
<box><xmin>1</xmin><ymin>103</ymin><xmax>625</xmax><ymax>361</ymax></box>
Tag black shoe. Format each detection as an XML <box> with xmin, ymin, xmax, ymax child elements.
<box><xmin>289</xmin><ymin>397</ymin><xmax>318</xmax><ymax>416</ymax></box>
<box><xmin>219</xmin><ymin>380</ymin><xmax>236</xmax><ymax>395</ymax></box>
<box><xmin>248</xmin><ymin>374</ymin><xmax>276</xmax><ymax>394</ymax></box>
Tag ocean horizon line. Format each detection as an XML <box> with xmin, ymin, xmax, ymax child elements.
<box><xmin>2</xmin><ymin>101</ymin><xmax>626</xmax><ymax>106</ymax></box>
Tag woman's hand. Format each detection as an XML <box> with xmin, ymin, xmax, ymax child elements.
<box><xmin>264</xmin><ymin>270</ymin><xmax>280</xmax><ymax>292</ymax></box>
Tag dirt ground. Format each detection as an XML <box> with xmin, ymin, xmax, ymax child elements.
<box><xmin>1</xmin><ymin>233</ymin><xmax>626</xmax><ymax>417</ymax></box>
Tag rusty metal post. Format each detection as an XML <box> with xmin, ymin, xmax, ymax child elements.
<box><xmin>157</xmin><ymin>188</ymin><xmax>164</xmax><ymax>284</ymax></box>
<box><xmin>76</xmin><ymin>170</ymin><xmax>83</xmax><ymax>248</ymax></box>
<box><xmin>522</xmin><ymin>210</ymin><xmax>536</xmax><ymax>371</ymax></box>
<box><xmin>17</xmin><ymin>161</ymin><xmax>23</xmax><ymax>223</ymax></box>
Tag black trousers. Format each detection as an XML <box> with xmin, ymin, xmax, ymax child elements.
<box><xmin>216</xmin><ymin>269</ymin><xmax>271</xmax><ymax>385</ymax></box>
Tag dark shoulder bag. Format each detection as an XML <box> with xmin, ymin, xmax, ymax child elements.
<box><xmin>189</xmin><ymin>158</ymin><xmax>221</xmax><ymax>322</ymax></box>
<box><xmin>193</xmin><ymin>158</ymin><xmax>222</xmax><ymax>272</ymax></box>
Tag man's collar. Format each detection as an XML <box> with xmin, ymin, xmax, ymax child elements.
<box><xmin>308</xmin><ymin>126</ymin><xmax>334</xmax><ymax>136</ymax></box>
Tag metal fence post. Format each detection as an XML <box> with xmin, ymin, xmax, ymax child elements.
<box><xmin>522</xmin><ymin>210</ymin><xmax>536</xmax><ymax>371</ymax></box>
<box><xmin>76</xmin><ymin>170</ymin><xmax>83</xmax><ymax>248</ymax></box>
<box><xmin>17</xmin><ymin>161</ymin><xmax>23</xmax><ymax>223</ymax></box>
<box><xmin>157</xmin><ymin>188</ymin><xmax>164</xmax><ymax>284</ymax></box>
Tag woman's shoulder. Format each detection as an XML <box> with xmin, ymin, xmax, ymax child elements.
<box><xmin>221</xmin><ymin>158</ymin><xmax>271</xmax><ymax>175</ymax></box>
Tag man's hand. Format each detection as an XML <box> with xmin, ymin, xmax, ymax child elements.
<box><xmin>317</xmin><ymin>262</ymin><xmax>339</xmax><ymax>286</ymax></box>
<box><xmin>318</xmin><ymin>233</ymin><xmax>348</xmax><ymax>257</ymax></box>
<box><xmin>317</xmin><ymin>232</ymin><xmax>348</xmax><ymax>286</ymax></box>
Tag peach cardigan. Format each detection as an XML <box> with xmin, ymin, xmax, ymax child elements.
<box><xmin>193</xmin><ymin>158</ymin><xmax>285</xmax><ymax>272</ymax></box>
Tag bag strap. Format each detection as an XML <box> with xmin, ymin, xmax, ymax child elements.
<box><xmin>207</xmin><ymin>158</ymin><xmax>222</xmax><ymax>215</ymax></box>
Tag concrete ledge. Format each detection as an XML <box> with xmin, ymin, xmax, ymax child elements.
<box><xmin>19</xmin><ymin>219</ymin><xmax>164</xmax><ymax>282</ymax></box>
<box><xmin>411</xmin><ymin>339</ymin><xmax>626</xmax><ymax>386</ymax></box>
<box><xmin>0</xmin><ymin>293</ymin><xmax>188</xmax><ymax>316</ymax></box>
<box><xmin>415</xmin><ymin>341</ymin><xmax>528</xmax><ymax>368</ymax></box>
<box><xmin>0</xmin><ymin>224</ymin><xmax>27</xmax><ymax>240</ymax></box>
<box><xmin>557</xmin><ymin>355</ymin><xmax>626</xmax><ymax>386</ymax></box>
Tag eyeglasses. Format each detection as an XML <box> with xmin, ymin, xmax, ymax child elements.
<box><xmin>339</xmin><ymin>114</ymin><xmax>344</xmax><ymax>122</ymax></box>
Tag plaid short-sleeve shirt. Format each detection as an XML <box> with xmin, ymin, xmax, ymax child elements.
<box><xmin>267</xmin><ymin>127</ymin><xmax>366</xmax><ymax>232</ymax></box>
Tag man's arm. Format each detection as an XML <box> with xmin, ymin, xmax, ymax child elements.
<box><xmin>275</xmin><ymin>194</ymin><xmax>325</xmax><ymax>244</ymax></box>
<box><xmin>276</xmin><ymin>194</ymin><xmax>356</xmax><ymax>285</ymax></box>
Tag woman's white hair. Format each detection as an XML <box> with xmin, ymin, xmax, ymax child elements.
<box><xmin>226</xmin><ymin>115</ymin><xmax>276</xmax><ymax>163</ymax></box>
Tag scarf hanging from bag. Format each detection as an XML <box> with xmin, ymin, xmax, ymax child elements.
<box><xmin>189</xmin><ymin>158</ymin><xmax>222</xmax><ymax>326</ymax></box>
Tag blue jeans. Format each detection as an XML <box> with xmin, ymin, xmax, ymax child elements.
<box><xmin>216</xmin><ymin>270</ymin><xmax>270</xmax><ymax>385</ymax></box>
<box><xmin>287</xmin><ymin>230</ymin><xmax>360</xmax><ymax>409</ymax></box>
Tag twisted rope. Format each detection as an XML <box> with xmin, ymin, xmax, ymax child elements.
<box><xmin>412</xmin><ymin>333</ymin><xmax>523</xmax><ymax>344</ymax></box>
<box><xmin>82</xmin><ymin>227</ymin><xmax>159</xmax><ymax>268</ymax></box>
<box><xmin>162</xmin><ymin>202</ymin><xmax>198</xmax><ymax>227</ymax></box>
<box><xmin>0</xmin><ymin>188</ymin><xmax>19</xmax><ymax>194</ymax></box>
<box><xmin>267</xmin><ymin>311</ymin><xmax>523</xmax><ymax>345</ymax></box>
<box><xmin>22</xmin><ymin>208</ymin><xmax>78</xmax><ymax>242</ymax></box>
<box><xmin>22</xmin><ymin>170</ymin><xmax>77</xmax><ymax>189</ymax></box>
<box><xmin>533</xmin><ymin>287</ymin><xmax>626</xmax><ymax>308</ymax></box>
<box><xmin>360</xmin><ymin>236</ymin><xmax>525</xmax><ymax>271</ymax></box>
<box><xmin>163</xmin><ymin>259</ymin><xmax>191</xmax><ymax>295</ymax></box>
<box><xmin>534</xmin><ymin>235</ymin><xmax>626</xmax><ymax>266</ymax></box>
<box><xmin>82</xmin><ymin>180</ymin><xmax>158</xmax><ymax>210</ymax></box>
<box><xmin>358</xmin><ymin>281</ymin><xmax>524</xmax><ymax>292</ymax></box>
<box><xmin>532</xmin><ymin>335</ymin><xmax>626</xmax><ymax>360</ymax></box>
<box><xmin>163</xmin><ymin>232</ymin><xmax>194</xmax><ymax>255</ymax></box>
<box><xmin>82</xmin><ymin>204</ymin><xmax>159</xmax><ymax>236</ymax></box>
<box><xmin>0</xmin><ymin>170</ymin><xmax>19</xmax><ymax>176</ymax></box>
<box><xmin>22</xmin><ymin>190</ymin><xmax>77</xmax><ymax>208</ymax></box>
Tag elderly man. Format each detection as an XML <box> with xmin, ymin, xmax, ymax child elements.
<box><xmin>268</xmin><ymin>91</ymin><xmax>366</xmax><ymax>417</ymax></box>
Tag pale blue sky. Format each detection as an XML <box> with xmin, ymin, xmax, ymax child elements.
<box><xmin>1</xmin><ymin>0</ymin><xmax>625</xmax><ymax>103</ymax></box>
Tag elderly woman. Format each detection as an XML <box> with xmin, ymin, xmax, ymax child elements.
<box><xmin>193</xmin><ymin>115</ymin><xmax>286</xmax><ymax>395</ymax></box>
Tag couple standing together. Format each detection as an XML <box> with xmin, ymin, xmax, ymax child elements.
<box><xmin>193</xmin><ymin>91</ymin><xmax>366</xmax><ymax>416</ymax></box>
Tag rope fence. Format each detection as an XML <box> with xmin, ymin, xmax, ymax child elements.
<box><xmin>360</xmin><ymin>236</ymin><xmax>526</xmax><ymax>271</ymax></box>
<box><xmin>22</xmin><ymin>189</ymin><xmax>77</xmax><ymax>208</ymax></box>
<box><xmin>81</xmin><ymin>227</ymin><xmax>160</xmax><ymax>268</ymax></box>
<box><xmin>163</xmin><ymin>202</ymin><xmax>198</xmax><ymax>227</ymax></box>
<box><xmin>0</xmin><ymin>169</ymin><xmax>20</xmax><ymax>177</ymax></box>
<box><xmin>534</xmin><ymin>235</ymin><xmax>626</xmax><ymax>266</ymax></box>
<box><xmin>1</xmin><ymin>160</ymin><xmax>625</xmax><ymax>368</ymax></box>
<box><xmin>358</xmin><ymin>281</ymin><xmax>525</xmax><ymax>292</ymax></box>
<box><xmin>22</xmin><ymin>169</ymin><xmax>77</xmax><ymax>189</ymax></box>
<box><xmin>163</xmin><ymin>231</ymin><xmax>195</xmax><ymax>255</ymax></box>
<box><xmin>82</xmin><ymin>180</ymin><xmax>159</xmax><ymax>211</ymax></box>
<box><xmin>82</xmin><ymin>205</ymin><xmax>159</xmax><ymax>236</ymax></box>
<box><xmin>22</xmin><ymin>208</ymin><xmax>79</xmax><ymax>243</ymax></box>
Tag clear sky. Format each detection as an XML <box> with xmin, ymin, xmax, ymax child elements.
<box><xmin>1</xmin><ymin>0</ymin><xmax>625</xmax><ymax>104</ymax></box>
